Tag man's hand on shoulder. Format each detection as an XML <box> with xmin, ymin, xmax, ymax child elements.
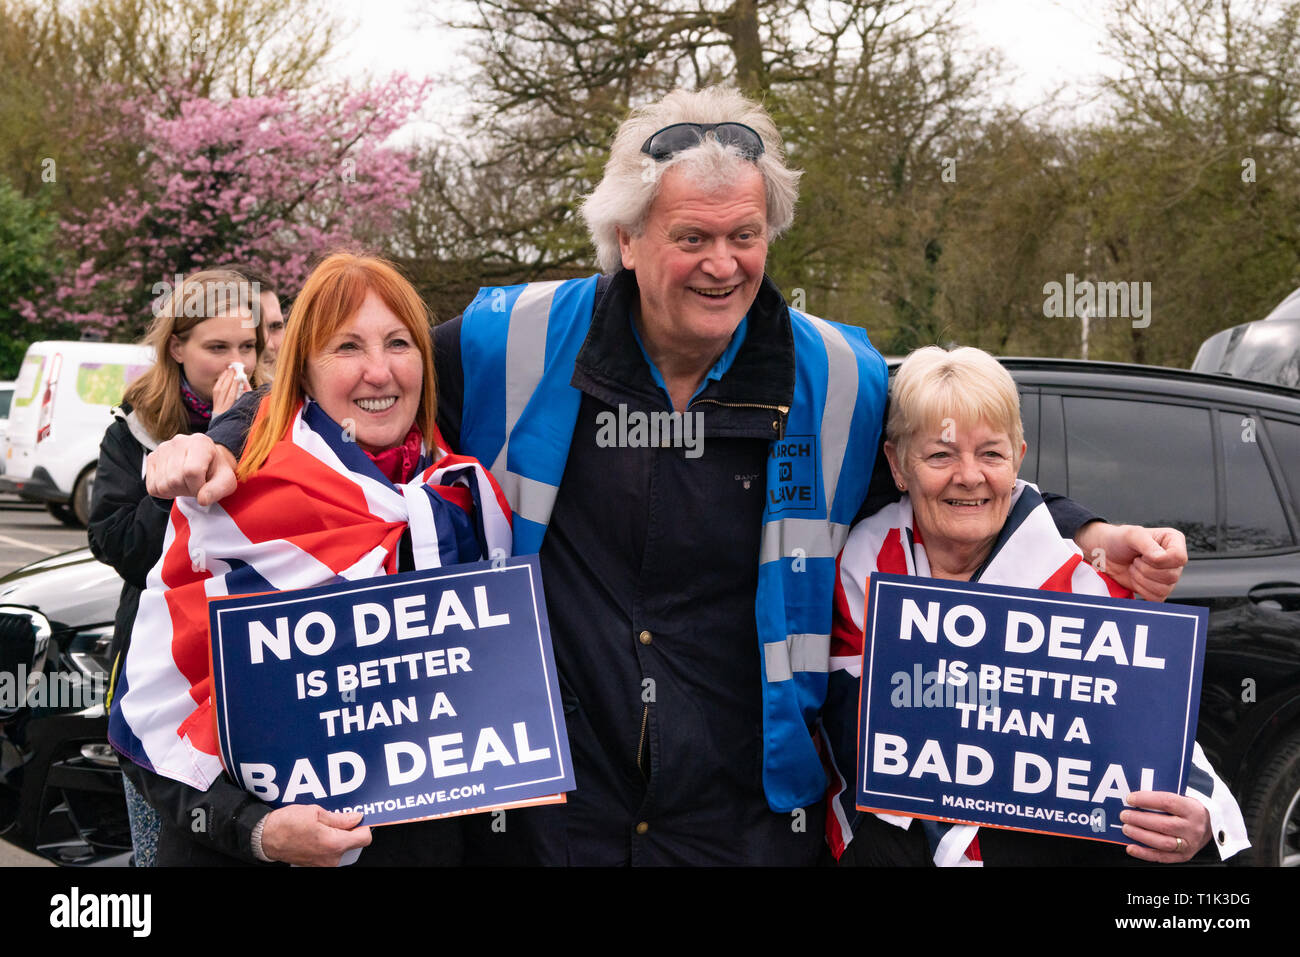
<box><xmin>1073</xmin><ymin>521</ymin><xmax>1188</xmax><ymax>602</ymax></box>
<box><xmin>145</xmin><ymin>433</ymin><xmax>238</xmax><ymax>505</ymax></box>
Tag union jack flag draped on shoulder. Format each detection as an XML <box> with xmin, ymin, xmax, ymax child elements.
<box><xmin>822</xmin><ymin>480</ymin><xmax>1247</xmax><ymax>865</ymax></box>
<box><xmin>108</xmin><ymin>399</ymin><xmax>513</xmax><ymax>791</ymax></box>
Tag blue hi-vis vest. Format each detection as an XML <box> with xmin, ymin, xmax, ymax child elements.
<box><xmin>457</xmin><ymin>274</ymin><xmax>888</xmax><ymax>810</ymax></box>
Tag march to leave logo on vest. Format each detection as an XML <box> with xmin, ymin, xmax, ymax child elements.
<box><xmin>767</xmin><ymin>434</ymin><xmax>819</xmax><ymax>512</ymax></box>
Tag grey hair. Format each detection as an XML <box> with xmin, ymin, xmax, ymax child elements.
<box><xmin>580</xmin><ymin>86</ymin><xmax>802</xmax><ymax>273</ymax></box>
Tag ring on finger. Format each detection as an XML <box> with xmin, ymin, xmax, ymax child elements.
<box><xmin>1174</xmin><ymin>836</ymin><xmax>1183</xmax><ymax>853</ymax></box>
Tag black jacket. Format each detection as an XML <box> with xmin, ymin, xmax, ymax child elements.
<box><xmin>87</xmin><ymin>403</ymin><xmax>176</xmax><ymax>689</ymax></box>
<box><xmin>88</xmin><ymin>405</ymin><xmax>272</xmax><ymax>865</ymax></box>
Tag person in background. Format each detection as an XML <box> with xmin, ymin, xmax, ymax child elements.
<box><xmin>88</xmin><ymin>268</ymin><xmax>264</xmax><ymax>865</ymax></box>
<box><xmin>224</xmin><ymin>263</ymin><xmax>285</xmax><ymax>381</ymax></box>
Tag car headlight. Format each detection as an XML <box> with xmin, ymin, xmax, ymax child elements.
<box><xmin>0</xmin><ymin>605</ymin><xmax>51</xmax><ymax>719</ymax></box>
<box><xmin>64</xmin><ymin>624</ymin><xmax>113</xmax><ymax>680</ymax></box>
<box><xmin>56</xmin><ymin>624</ymin><xmax>114</xmax><ymax>715</ymax></box>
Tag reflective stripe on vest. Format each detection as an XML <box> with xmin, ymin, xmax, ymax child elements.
<box><xmin>763</xmin><ymin>633</ymin><xmax>832</xmax><ymax>681</ymax></box>
<box><xmin>490</xmin><ymin>279</ymin><xmax>564</xmax><ymax>522</ymax></box>
<box><xmin>458</xmin><ymin>276</ymin><xmax>600</xmax><ymax>553</ymax></box>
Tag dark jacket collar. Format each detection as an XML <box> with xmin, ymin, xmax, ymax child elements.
<box><xmin>571</xmin><ymin>268</ymin><xmax>795</xmax><ymax>419</ymax></box>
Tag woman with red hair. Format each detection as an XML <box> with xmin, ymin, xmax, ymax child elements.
<box><xmin>110</xmin><ymin>253</ymin><xmax>512</xmax><ymax>866</ymax></box>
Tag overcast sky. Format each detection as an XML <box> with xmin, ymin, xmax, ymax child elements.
<box><xmin>957</xmin><ymin>0</ymin><xmax>1118</xmax><ymax>111</ymax></box>
<box><xmin>324</xmin><ymin>0</ymin><xmax>1120</xmax><ymax>135</ymax></box>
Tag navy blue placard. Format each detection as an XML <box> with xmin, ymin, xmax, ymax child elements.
<box><xmin>207</xmin><ymin>555</ymin><xmax>574</xmax><ymax>825</ymax></box>
<box><xmin>856</xmin><ymin>573</ymin><xmax>1207</xmax><ymax>843</ymax></box>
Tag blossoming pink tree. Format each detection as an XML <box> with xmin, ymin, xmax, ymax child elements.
<box><xmin>33</xmin><ymin>74</ymin><xmax>428</xmax><ymax>336</ymax></box>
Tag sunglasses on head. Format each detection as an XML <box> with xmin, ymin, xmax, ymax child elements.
<box><xmin>640</xmin><ymin>122</ymin><xmax>766</xmax><ymax>162</ymax></box>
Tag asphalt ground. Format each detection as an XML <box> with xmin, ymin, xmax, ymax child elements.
<box><xmin>0</xmin><ymin>495</ymin><xmax>91</xmax><ymax>578</ymax></box>
<box><xmin>0</xmin><ymin>841</ymin><xmax>53</xmax><ymax>866</ymax></box>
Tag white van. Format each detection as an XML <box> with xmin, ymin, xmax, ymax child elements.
<box><xmin>0</xmin><ymin>379</ymin><xmax>16</xmax><ymax>474</ymax></box>
<box><xmin>3</xmin><ymin>341</ymin><xmax>153</xmax><ymax>526</ymax></box>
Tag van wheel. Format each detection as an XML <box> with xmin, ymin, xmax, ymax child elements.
<box><xmin>1239</xmin><ymin>733</ymin><xmax>1300</xmax><ymax>866</ymax></box>
<box><xmin>71</xmin><ymin>466</ymin><xmax>96</xmax><ymax>527</ymax></box>
<box><xmin>45</xmin><ymin>502</ymin><xmax>80</xmax><ymax>526</ymax></box>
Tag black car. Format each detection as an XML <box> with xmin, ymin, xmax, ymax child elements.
<box><xmin>0</xmin><ymin>548</ymin><xmax>130</xmax><ymax>864</ymax></box>
<box><xmin>1</xmin><ymin>359</ymin><xmax>1297</xmax><ymax>866</ymax></box>
<box><xmin>1003</xmin><ymin>358</ymin><xmax>1300</xmax><ymax>866</ymax></box>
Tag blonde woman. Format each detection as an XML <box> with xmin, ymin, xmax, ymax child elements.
<box><xmin>88</xmin><ymin>268</ymin><xmax>264</xmax><ymax>864</ymax></box>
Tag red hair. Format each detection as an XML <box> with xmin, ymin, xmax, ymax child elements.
<box><xmin>238</xmin><ymin>253</ymin><xmax>436</xmax><ymax>479</ymax></box>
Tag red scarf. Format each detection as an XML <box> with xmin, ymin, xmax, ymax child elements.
<box><xmin>363</xmin><ymin>425</ymin><xmax>424</xmax><ymax>484</ymax></box>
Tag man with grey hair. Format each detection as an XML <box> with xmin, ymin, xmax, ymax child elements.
<box><xmin>146</xmin><ymin>85</ymin><xmax>1188</xmax><ymax>866</ymax></box>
